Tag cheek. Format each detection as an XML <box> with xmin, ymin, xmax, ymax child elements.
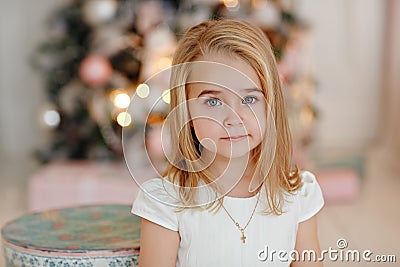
<box><xmin>192</xmin><ymin>118</ymin><xmax>223</xmax><ymax>141</ymax></box>
<box><xmin>248</xmin><ymin>107</ymin><xmax>267</xmax><ymax>138</ymax></box>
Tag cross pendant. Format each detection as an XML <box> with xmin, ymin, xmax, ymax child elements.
<box><xmin>241</xmin><ymin>232</ymin><xmax>246</xmax><ymax>244</ymax></box>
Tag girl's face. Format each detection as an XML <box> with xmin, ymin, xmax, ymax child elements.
<box><xmin>187</xmin><ymin>54</ymin><xmax>267</xmax><ymax>159</ymax></box>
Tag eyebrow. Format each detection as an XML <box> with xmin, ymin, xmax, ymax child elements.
<box><xmin>197</xmin><ymin>88</ymin><xmax>263</xmax><ymax>97</ymax></box>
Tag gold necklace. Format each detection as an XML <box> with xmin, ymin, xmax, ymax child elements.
<box><xmin>219</xmin><ymin>191</ymin><xmax>261</xmax><ymax>244</ymax></box>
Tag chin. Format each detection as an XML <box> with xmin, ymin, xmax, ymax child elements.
<box><xmin>216</xmin><ymin>149</ymin><xmax>252</xmax><ymax>160</ymax></box>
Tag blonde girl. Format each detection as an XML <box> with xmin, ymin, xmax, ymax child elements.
<box><xmin>132</xmin><ymin>19</ymin><xmax>324</xmax><ymax>267</ymax></box>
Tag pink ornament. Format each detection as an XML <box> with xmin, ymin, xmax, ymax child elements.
<box><xmin>79</xmin><ymin>54</ymin><xmax>113</xmax><ymax>87</ymax></box>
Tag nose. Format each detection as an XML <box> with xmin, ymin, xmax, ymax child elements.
<box><xmin>223</xmin><ymin>105</ymin><xmax>244</xmax><ymax>127</ymax></box>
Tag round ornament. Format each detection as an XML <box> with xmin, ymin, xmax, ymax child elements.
<box><xmin>79</xmin><ymin>54</ymin><xmax>113</xmax><ymax>87</ymax></box>
<box><xmin>83</xmin><ymin>0</ymin><xmax>118</xmax><ymax>26</ymax></box>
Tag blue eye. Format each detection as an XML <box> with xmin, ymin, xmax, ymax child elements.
<box><xmin>242</xmin><ymin>96</ymin><xmax>257</xmax><ymax>104</ymax></box>
<box><xmin>205</xmin><ymin>98</ymin><xmax>222</xmax><ymax>107</ymax></box>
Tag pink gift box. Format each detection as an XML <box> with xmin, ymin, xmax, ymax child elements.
<box><xmin>316</xmin><ymin>168</ymin><xmax>360</xmax><ymax>203</ymax></box>
<box><xmin>28</xmin><ymin>161</ymin><xmax>140</xmax><ymax>212</ymax></box>
<box><xmin>28</xmin><ymin>161</ymin><xmax>360</xmax><ymax>211</ymax></box>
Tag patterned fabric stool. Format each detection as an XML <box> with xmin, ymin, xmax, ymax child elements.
<box><xmin>1</xmin><ymin>205</ymin><xmax>140</xmax><ymax>267</ymax></box>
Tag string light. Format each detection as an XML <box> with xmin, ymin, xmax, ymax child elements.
<box><xmin>113</xmin><ymin>92</ymin><xmax>130</xmax><ymax>108</ymax></box>
<box><xmin>116</xmin><ymin>111</ymin><xmax>132</xmax><ymax>127</ymax></box>
<box><xmin>162</xmin><ymin>89</ymin><xmax>170</xmax><ymax>104</ymax></box>
<box><xmin>43</xmin><ymin>109</ymin><xmax>61</xmax><ymax>128</ymax></box>
<box><xmin>252</xmin><ymin>0</ymin><xmax>267</xmax><ymax>9</ymax></box>
<box><xmin>136</xmin><ymin>83</ymin><xmax>150</xmax><ymax>98</ymax></box>
<box><xmin>300</xmin><ymin>106</ymin><xmax>314</xmax><ymax>126</ymax></box>
<box><xmin>223</xmin><ymin>0</ymin><xmax>239</xmax><ymax>8</ymax></box>
<box><xmin>223</xmin><ymin>0</ymin><xmax>238</xmax><ymax>8</ymax></box>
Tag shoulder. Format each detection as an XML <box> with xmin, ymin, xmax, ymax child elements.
<box><xmin>297</xmin><ymin>170</ymin><xmax>320</xmax><ymax>195</ymax></box>
<box><xmin>136</xmin><ymin>177</ymin><xmax>181</xmax><ymax>207</ymax></box>
<box><xmin>132</xmin><ymin>178</ymin><xmax>181</xmax><ymax>231</ymax></box>
<box><xmin>295</xmin><ymin>170</ymin><xmax>325</xmax><ymax>222</ymax></box>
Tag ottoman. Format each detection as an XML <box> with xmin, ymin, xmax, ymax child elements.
<box><xmin>1</xmin><ymin>205</ymin><xmax>140</xmax><ymax>267</ymax></box>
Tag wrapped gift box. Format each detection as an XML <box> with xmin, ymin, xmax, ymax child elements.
<box><xmin>1</xmin><ymin>205</ymin><xmax>140</xmax><ymax>267</ymax></box>
<box><xmin>28</xmin><ymin>161</ymin><xmax>140</xmax><ymax>212</ymax></box>
<box><xmin>316</xmin><ymin>168</ymin><xmax>361</xmax><ymax>203</ymax></box>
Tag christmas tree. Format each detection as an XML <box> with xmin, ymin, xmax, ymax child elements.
<box><xmin>33</xmin><ymin>0</ymin><xmax>316</xmax><ymax>165</ymax></box>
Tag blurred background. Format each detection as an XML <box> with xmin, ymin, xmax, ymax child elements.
<box><xmin>0</xmin><ymin>0</ymin><xmax>399</xmax><ymax>266</ymax></box>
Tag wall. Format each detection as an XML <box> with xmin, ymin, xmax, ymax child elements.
<box><xmin>295</xmin><ymin>0</ymin><xmax>385</xmax><ymax>154</ymax></box>
<box><xmin>0</xmin><ymin>0</ymin><xmax>59</xmax><ymax>159</ymax></box>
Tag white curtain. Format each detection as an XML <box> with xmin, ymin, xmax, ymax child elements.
<box><xmin>379</xmin><ymin>0</ymin><xmax>400</xmax><ymax>166</ymax></box>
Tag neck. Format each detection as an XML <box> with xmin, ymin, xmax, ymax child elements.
<box><xmin>200</xmin><ymin>150</ymin><xmax>259</xmax><ymax>197</ymax></box>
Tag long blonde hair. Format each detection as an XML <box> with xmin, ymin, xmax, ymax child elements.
<box><xmin>163</xmin><ymin>19</ymin><xmax>301</xmax><ymax>215</ymax></box>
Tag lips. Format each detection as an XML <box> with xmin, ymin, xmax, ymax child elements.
<box><xmin>220</xmin><ymin>135</ymin><xmax>249</xmax><ymax>141</ymax></box>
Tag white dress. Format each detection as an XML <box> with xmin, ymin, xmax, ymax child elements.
<box><xmin>131</xmin><ymin>170</ymin><xmax>324</xmax><ymax>266</ymax></box>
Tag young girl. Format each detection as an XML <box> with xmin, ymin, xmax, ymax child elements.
<box><xmin>131</xmin><ymin>19</ymin><xmax>324</xmax><ymax>267</ymax></box>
